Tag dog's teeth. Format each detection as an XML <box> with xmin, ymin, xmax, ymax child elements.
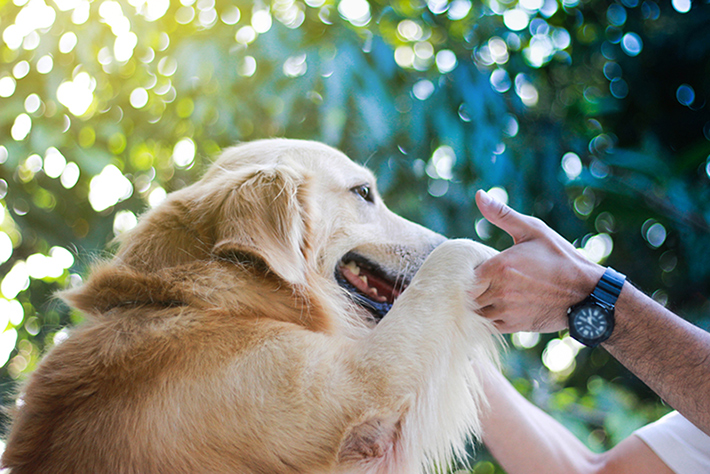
<box><xmin>345</xmin><ymin>261</ymin><xmax>360</xmax><ymax>275</ymax></box>
<box><xmin>360</xmin><ymin>275</ymin><xmax>368</xmax><ymax>285</ymax></box>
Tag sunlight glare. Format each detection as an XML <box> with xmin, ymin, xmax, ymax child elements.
<box><xmin>172</xmin><ymin>138</ymin><xmax>196</xmax><ymax>168</ymax></box>
<box><xmin>251</xmin><ymin>9</ymin><xmax>272</xmax><ymax>33</ymax></box>
<box><xmin>338</xmin><ymin>0</ymin><xmax>370</xmax><ymax>26</ymax></box>
<box><xmin>11</xmin><ymin>114</ymin><xmax>32</xmax><ymax>141</ymax></box>
<box><xmin>44</xmin><ymin>147</ymin><xmax>67</xmax><ymax>178</ymax></box>
<box><xmin>89</xmin><ymin>165</ymin><xmax>133</xmax><ymax>212</ymax></box>
<box><xmin>0</xmin><ymin>329</ymin><xmax>18</xmax><ymax>368</ymax></box>
<box><xmin>60</xmin><ymin>162</ymin><xmax>80</xmax><ymax>189</ymax></box>
<box><xmin>56</xmin><ymin>72</ymin><xmax>96</xmax><ymax>116</ymax></box>
<box><xmin>5</xmin><ymin>0</ymin><xmax>57</xmax><ymax>51</ymax></box>
<box><xmin>1</xmin><ymin>262</ymin><xmax>29</xmax><ymax>300</ymax></box>
<box><xmin>0</xmin><ymin>233</ymin><xmax>13</xmax><ymax>265</ymax></box>
<box><xmin>113</xmin><ymin>210</ymin><xmax>138</xmax><ymax>235</ymax></box>
<box><xmin>542</xmin><ymin>336</ymin><xmax>583</xmax><ymax>374</ymax></box>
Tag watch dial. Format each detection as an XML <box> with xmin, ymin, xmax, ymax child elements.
<box><xmin>573</xmin><ymin>305</ymin><xmax>608</xmax><ymax>339</ymax></box>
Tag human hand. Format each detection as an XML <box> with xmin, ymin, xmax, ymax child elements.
<box><xmin>472</xmin><ymin>190</ymin><xmax>605</xmax><ymax>334</ymax></box>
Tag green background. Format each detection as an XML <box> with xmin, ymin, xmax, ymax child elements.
<box><xmin>1</xmin><ymin>0</ymin><xmax>709</xmax><ymax>470</ymax></box>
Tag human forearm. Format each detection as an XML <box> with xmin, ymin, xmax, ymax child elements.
<box><xmin>481</xmin><ymin>369</ymin><xmax>601</xmax><ymax>474</ymax></box>
<box><xmin>473</xmin><ymin>190</ymin><xmax>710</xmax><ymax>434</ymax></box>
<box><xmin>602</xmin><ymin>283</ymin><xmax>710</xmax><ymax>435</ymax></box>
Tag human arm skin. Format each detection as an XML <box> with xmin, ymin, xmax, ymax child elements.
<box><xmin>472</xmin><ymin>190</ymin><xmax>710</xmax><ymax>435</ymax></box>
<box><xmin>481</xmin><ymin>368</ymin><xmax>674</xmax><ymax>474</ymax></box>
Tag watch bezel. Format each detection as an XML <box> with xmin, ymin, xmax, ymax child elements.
<box><xmin>567</xmin><ymin>295</ymin><xmax>615</xmax><ymax>347</ymax></box>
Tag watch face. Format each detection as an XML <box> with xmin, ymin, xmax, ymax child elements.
<box><xmin>571</xmin><ymin>303</ymin><xmax>610</xmax><ymax>340</ymax></box>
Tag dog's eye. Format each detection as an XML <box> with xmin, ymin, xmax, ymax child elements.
<box><xmin>351</xmin><ymin>184</ymin><xmax>374</xmax><ymax>203</ymax></box>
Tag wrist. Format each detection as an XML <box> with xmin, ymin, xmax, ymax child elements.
<box><xmin>568</xmin><ymin>267</ymin><xmax>626</xmax><ymax>347</ymax></box>
<box><xmin>601</xmin><ymin>281</ymin><xmax>640</xmax><ymax>348</ymax></box>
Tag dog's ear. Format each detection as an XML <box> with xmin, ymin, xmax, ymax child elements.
<box><xmin>212</xmin><ymin>165</ymin><xmax>312</xmax><ymax>287</ymax></box>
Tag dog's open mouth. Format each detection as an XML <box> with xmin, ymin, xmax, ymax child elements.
<box><xmin>336</xmin><ymin>253</ymin><xmax>407</xmax><ymax>322</ymax></box>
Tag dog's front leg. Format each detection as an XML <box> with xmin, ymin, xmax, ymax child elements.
<box><xmin>341</xmin><ymin>239</ymin><xmax>500</xmax><ymax>472</ymax></box>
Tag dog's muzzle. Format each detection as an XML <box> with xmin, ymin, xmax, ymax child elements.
<box><xmin>335</xmin><ymin>253</ymin><xmax>408</xmax><ymax>322</ymax></box>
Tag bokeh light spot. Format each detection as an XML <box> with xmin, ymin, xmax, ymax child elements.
<box><xmin>89</xmin><ymin>165</ymin><xmax>133</xmax><ymax>212</ymax></box>
<box><xmin>676</xmin><ymin>84</ymin><xmax>695</xmax><ymax>106</ymax></box>
<box><xmin>0</xmin><ymin>77</ymin><xmax>17</xmax><ymax>98</ymax></box>
<box><xmin>113</xmin><ymin>210</ymin><xmax>138</xmax><ymax>235</ymax></box>
<box><xmin>412</xmin><ymin>79</ymin><xmax>434</xmax><ymax>100</ymax></box>
<box><xmin>60</xmin><ymin>162</ymin><xmax>80</xmax><ymax>189</ymax></box>
<box><xmin>435</xmin><ymin>49</ymin><xmax>457</xmax><ymax>73</ymax></box>
<box><xmin>0</xmin><ymin>233</ymin><xmax>13</xmax><ymax>265</ymax></box>
<box><xmin>59</xmin><ymin>32</ymin><xmax>78</xmax><ymax>53</ymax></box>
<box><xmin>543</xmin><ymin>336</ymin><xmax>583</xmax><ymax>375</ymax></box>
<box><xmin>238</xmin><ymin>56</ymin><xmax>257</xmax><ymax>77</ymax></box>
<box><xmin>427</xmin><ymin>145</ymin><xmax>456</xmax><ymax>180</ymax></box>
<box><xmin>11</xmin><ymin>114</ymin><xmax>32</xmax><ymax>141</ymax></box>
<box><xmin>447</xmin><ymin>0</ymin><xmax>471</xmax><ymax>20</ymax></box>
<box><xmin>36</xmin><ymin>55</ymin><xmax>53</xmax><ymax>73</ymax></box>
<box><xmin>338</xmin><ymin>0</ymin><xmax>370</xmax><ymax>26</ymax></box>
<box><xmin>56</xmin><ymin>72</ymin><xmax>96</xmax><ymax>116</ymax></box>
<box><xmin>251</xmin><ymin>9</ymin><xmax>272</xmax><ymax>33</ymax></box>
<box><xmin>489</xmin><ymin>37</ymin><xmax>509</xmax><ymax>64</ymax></box>
<box><xmin>395</xmin><ymin>46</ymin><xmax>415</xmax><ymax>68</ymax></box>
<box><xmin>130</xmin><ymin>87</ymin><xmax>149</xmax><ymax>108</ymax></box>
<box><xmin>621</xmin><ymin>32</ymin><xmax>643</xmax><ymax>56</ymax></box>
<box><xmin>643</xmin><ymin>219</ymin><xmax>667</xmax><ymax>248</ymax></box>
<box><xmin>503</xmin><ymin>114</ymin><xmax>519</xmax><ymax>137</ymax></box>
<box><xmin>582</xmin><ymin>234</ymin><xmax>613</xmax><ymax>263</ymax></box>
<box><xmin>512</xmin><ymin>332</ymin><xmax>540</xmax><ymax>349</ymax></box>
<box><xmin>503</xmin><ymin>9</ymin><xmax>529</xmax><ymax>31</ymax></box>
<box><xmin>0</xmin><ymin>299</ymin><xmax>23</xmax><ymax>329</ymax></box>
<box><xmin>671</xmin><ymin>0</ymin><xmax>691</xmax><ymax>13</ymax></box>
<box><xmin>24</xmin><ymin>93</ymin><xmax>41</xmax><ymax>113</ymax></box>
<box><xmin>397</xmin><ymin>19</ymin><xmax>423</xmax><ymax>42</ymax></box>
<box><xmin>610</xmin><ymin>77</ymin><xmax>629</xmax><ymax>99</ymax></box>
<box><xmin>44</xmin><ymin>147</ymin><xmax>67</xmax><ymax>178</ymax></box>
<box><xmin>606</xmin><ymin>4</ymin><xmax>627</xmax><ymax>26</ymax></box>
<box><xmin>514</xmin><ymin>74</ymin><xmax>538</xmax><ymax>107</ymax></box>
<box><xmin>13</xmin><ymin>61</ymin><xmax>30</xmax><ymax>79</ymax></box>
<box><xmin>172</xmin><ymin>138</ymin><xmax>196</xmax><ymax>168</ymax></box>
<box><xmin>149</xmin><ymin>186</ymin><xmax>167</xmax><ymax>207</ymax></box>
<box><xmin>520</xmin><ymin>0</ymin><xmax>544</xmax><ymax>11</ymax></box>
<box><xmin>0</xmin><ymin>329</ymin><xmax>18</xmax><ymax>368</ymax></box>
<box><xmin>490</xmin><ymin>68</ymin><xmax>511</xmax><ymax>93</ymax></box>
<box><xmin>135</xmin><ymin>0</ymin><xmax>170</xmax><ymax>21</ymax></box>
<box><xmin>561</xmin><ymin>152</ymin><xmax>582</xmax><ymax>180</ymax></box>
<box><xmin>236</xmin><ymin>26</ymin><xmax>257</xmax><ymax>44</ymax></box>
<box><xmin>221</xmin><ymin>5</ymin><xmax>241</xmax><ymax>24</ymax></box>
<box><xmin>1</xmin><ymin>262</ymin><xmax>29</xmax><ymax>300</ymax></box>
<box><xmin>487</xmin><ymin>186</ymin><xmax>508</xmax><ymax>205</ymax></box>
<box><xmin>283</xmin><ymin>54</ymin><xmax>307</xmax><ymax>78</ymax></box>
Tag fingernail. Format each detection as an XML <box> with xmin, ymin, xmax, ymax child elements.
<box><xmin>478</xmin><ymin>190</ymin><xmax>491</xmax><ymax>205</ymax></box>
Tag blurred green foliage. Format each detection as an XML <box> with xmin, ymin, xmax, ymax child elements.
<box><xmin>1</xmin><ymin>0</ymin><xmax>709</xmax><ymax>470</ymax></box>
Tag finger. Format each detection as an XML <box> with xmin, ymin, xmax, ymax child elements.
<box><xmin>473</xmin><ymin>285</ymin><xmax>496</xmax><ymax>309</ymax></box>
<box><xmin>471</xmin><ymin>261</ymin><xmax>495</xmax><ymax>300</ymax></box>
<box><xmin>475</xmin><ymin>190</ymin><xmax>538</xmax><ymax>244</ymax></box>
<box><xmin>478</xmin><ymin>303</ymin><xmax>507</xmax><ymax>322</ymax></box>
<box><xmin>478</xmin><ymin>304</ymin><xmax>525</xmax><ymax>334</ymax></box>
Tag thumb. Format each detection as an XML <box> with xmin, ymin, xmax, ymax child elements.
<box><xmin>475</xmin><ymin>190</ymin><xmax>537</xmax><ymax>244</ymax></box>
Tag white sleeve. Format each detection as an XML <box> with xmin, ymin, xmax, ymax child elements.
<box><xmin>634</xmin><ymin>411</ymin><xmax>710</xmax><ymax>474</ymax></box>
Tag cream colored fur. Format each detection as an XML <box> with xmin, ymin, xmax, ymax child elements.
<box><xmin>1</xmin><ymin>139</ymin><xmax>499</xmax><ymax>474</ymax></box>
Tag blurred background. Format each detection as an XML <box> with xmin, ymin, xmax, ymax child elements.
<box><xmin>0</xmin><ymin>0</ymin><xmax>708</xmax><ymax>470</ymax></box>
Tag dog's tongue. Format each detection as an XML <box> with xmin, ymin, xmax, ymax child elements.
<box><xmin>339</xmin><ymin>262</ymin><xmax>401</xmax><ymax>304</ymax></box>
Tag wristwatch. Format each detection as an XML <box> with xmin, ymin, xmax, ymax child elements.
<box><xmin>567</xmin><ymin>267</ymin><xmax>626</xmax><ymax>347</ymax></box>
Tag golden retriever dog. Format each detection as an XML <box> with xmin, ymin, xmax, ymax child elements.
<box><xmin>1</xmin><ymin>139</ymin><xmax>499</xmax><ymax>474</ymax></box>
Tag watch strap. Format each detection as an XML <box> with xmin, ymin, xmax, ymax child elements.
<box><xmin>590</xmin><ymin>267</ymin><xmax>626</xmax><ymax>307</ymax></box>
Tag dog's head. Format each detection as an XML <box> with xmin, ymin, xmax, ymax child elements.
<box><xmin>73</xmin><ymin>139</ymin><xmax>445</xmax><ymax>325</ymax></box>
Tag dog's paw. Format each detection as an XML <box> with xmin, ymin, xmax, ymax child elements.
<box><xmin>418</xmin><ymin>239</ymin><xmax>496</xmax><ymax>281</ymax></box>
<box><xmin>392</xmin><ymin>238</ymin><xmax>497</xmax><ymax>318</ymax></box>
